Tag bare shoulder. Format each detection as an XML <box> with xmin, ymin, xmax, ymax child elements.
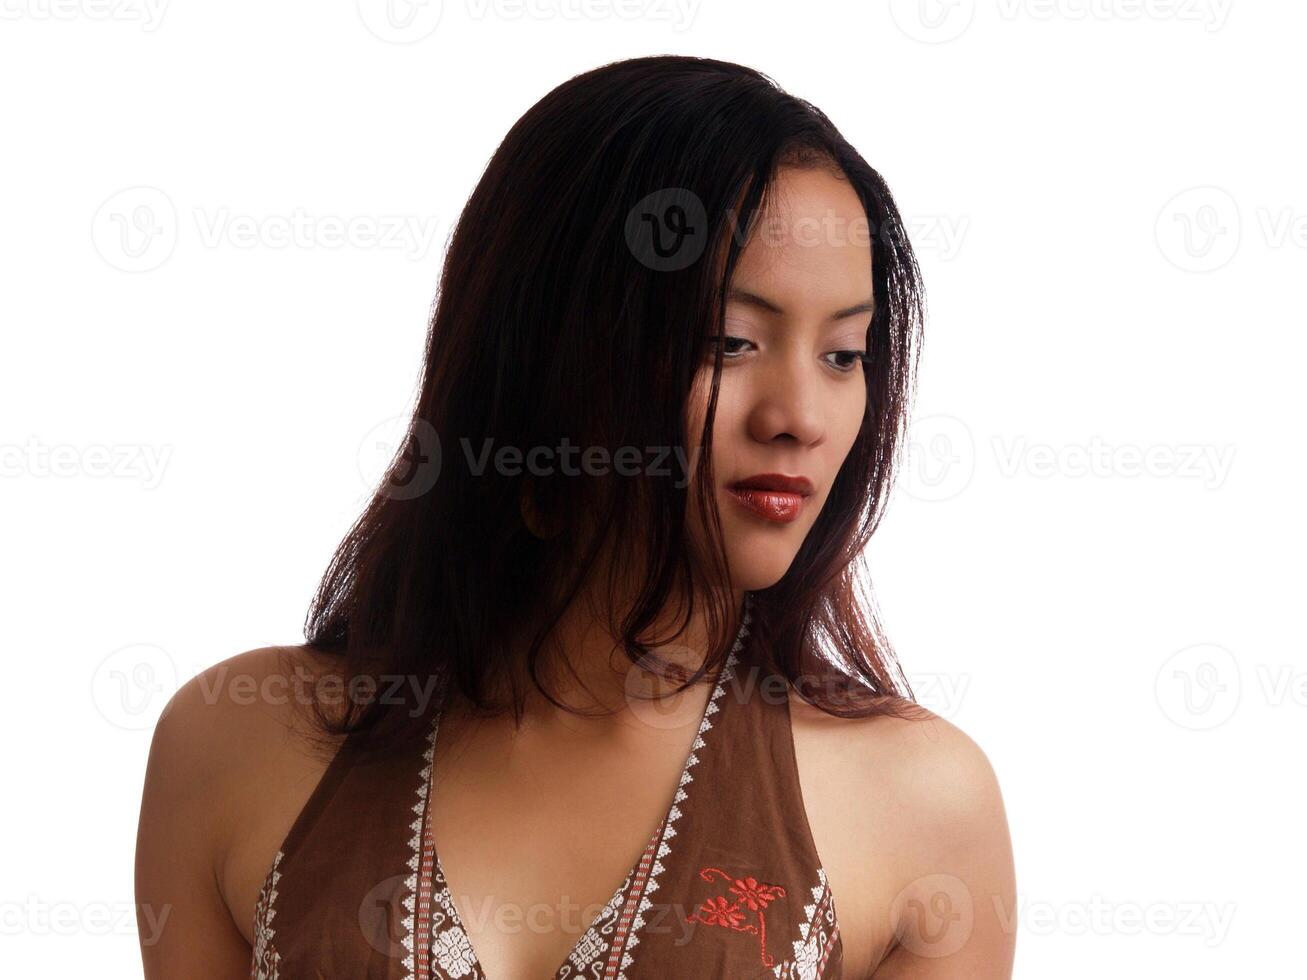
<box><xmin>787</xmin><ymin>693</ymin><xmax>1016</xmax><ymax>979</ymax></box>
<box><xmin>136</xmin><ymin>643</ymin><xmax>347</xmax><ymax>974</ymax></box>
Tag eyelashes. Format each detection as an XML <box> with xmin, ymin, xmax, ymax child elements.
<box><xmin>702</xmin><ymin>336</ymin><xmax>870</xmax><ymax>373</ymax></box>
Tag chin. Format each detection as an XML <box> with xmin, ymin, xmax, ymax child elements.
<box><xmin>721</xmin><ymin>531</ymin><xmax>805</xmax><ymax>591</ymax></box>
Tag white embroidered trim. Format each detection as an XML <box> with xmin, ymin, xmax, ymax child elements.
<box><xmin>772</xmin><ymin>866</ymin><xmax>839</xmax><ymax>980</ymax></box>
<box><xmin>618</xmin><ymin>598</ymin><xmax>752</xmax><ymax>979</ymax></box>
<box><xmin>250</xmin><ymin>849</ymin><xmax>284</xmax><ymax>980</ymax></box>
<box><xmin>402</xmin><ymin>714</ymin><xmax>441</xmax><ymax>978</ymax></box>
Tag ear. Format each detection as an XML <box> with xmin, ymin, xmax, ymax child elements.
<box><xmin>519</xmin><ymin>476</ymin><xmax>565</xmax><ymax>539</ymax></box>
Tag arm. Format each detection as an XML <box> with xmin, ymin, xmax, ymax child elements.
<box><xmin>871</xmin><ymin>717</ymin><xmax>1017</xmax><ymax>979</ymax></box>
<box><xmin>135</xmin><ymin>670</ymin><xmax>253</xmax><ymax>979</ymax></box>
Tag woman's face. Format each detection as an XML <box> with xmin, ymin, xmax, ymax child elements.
<box><xmin>686</xmin><ymin>164</ymin><xmax>874</xmax><ymax>592</ymax></box>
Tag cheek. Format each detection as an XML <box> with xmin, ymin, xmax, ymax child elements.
<box><xmin>683</xmin><ymin>367</ymin><xmax>734</xmax><ymax>469</ymax></box>
<box><xmin>838</xmin><ymin>384</ymin><xmax>867</xmax><ymax>446</ymax></box>
<box><xmin>821</xmin><ymin>388</ymin><xmax>867</xmax><ymax>493</ymax></box>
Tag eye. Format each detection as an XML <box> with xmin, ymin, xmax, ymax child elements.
<box><xmin>826</xmin><ymin>350</ymin><xmax>871</xmax><ymax>373</ymax></box>
<box><xmin>703</xmin><ymin>335</ymin><xmax>754</xmax><ymax>359</ymax></box>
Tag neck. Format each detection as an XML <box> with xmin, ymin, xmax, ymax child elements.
<box><xmin>444</xmin><ymin>586</ymin><xmax>749</xmax><ymax>726</ymax></box>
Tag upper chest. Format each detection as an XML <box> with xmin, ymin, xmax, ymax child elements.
<box><xmin>232</xmin><ymin>678</ymin><xmax>906</xmax><ymax>980</ymax></box>
<box><xmin>426</xmin><ymin>701</ymin><xmax>718</xmax><ymax>978</ymax></box>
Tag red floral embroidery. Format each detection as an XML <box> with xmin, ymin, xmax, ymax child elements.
<box><xmin>685</xmin><ymin>866</ymin><xmax>788</xmax><ymax>967</ymax></box>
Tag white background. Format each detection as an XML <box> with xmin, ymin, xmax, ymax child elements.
<box><xmin>1</xmin><ymin>1</ymin><xmax>1301</xmax><ymax>977</ymax></box>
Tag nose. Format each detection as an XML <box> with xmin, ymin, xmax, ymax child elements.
<box><xmin>745</xmin><ymin>353</ymin><xmax>827</xmax><ymax>447</ymax></box>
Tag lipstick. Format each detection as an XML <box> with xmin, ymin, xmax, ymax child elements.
<box><xmin>725</xmin><ymin>473</ymin><xmax>814</xmax><ymax>525</ymax></box>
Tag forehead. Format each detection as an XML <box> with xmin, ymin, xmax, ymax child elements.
<box><xmin>729</xmin><ymin>166</ymin><xmax>873</xmax><ymax>299</ymax></box>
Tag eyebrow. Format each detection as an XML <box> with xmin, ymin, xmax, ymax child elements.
<box><xmin>727</xmin><ymin>287</ymin><xmax>876</xmax><ymax>321</ymax></box>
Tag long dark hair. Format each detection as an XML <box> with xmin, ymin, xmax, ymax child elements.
<box><xmin>296</xmin><ymin>54</ymin><xmax>927</xmax><ymax>752</ymax></box>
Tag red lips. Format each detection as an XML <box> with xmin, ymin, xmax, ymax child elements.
<box><xmin>725</xmin><ymin>473</ymin><xmax>814</xmax><ymax>524</ymax></box>
<box><xmin>727</xmin><ymin>473</ymin><xmax>815</xmax><ymax>496</ymax></box>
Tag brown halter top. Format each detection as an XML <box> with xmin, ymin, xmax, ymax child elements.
<box><xmin>250</xmin><ymin>599</ymin><xmax>842</xmax><ymax>979</ymax></box>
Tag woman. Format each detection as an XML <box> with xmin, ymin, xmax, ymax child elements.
<box><xmin>137</xmin><ymin>55</ymin><xmax>1015</xmax><ymax>979</ymax></box>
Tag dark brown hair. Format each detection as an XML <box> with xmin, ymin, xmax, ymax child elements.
<box><xmin>294</xmin><ymin>54</ymin><xmax>927</xmax><ymax>752</ymax></box>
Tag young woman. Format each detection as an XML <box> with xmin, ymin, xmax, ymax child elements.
<box><xmin>137</xmin><ymin>55</ymin><xmax>1015</xmax><ymax>979</ymax></box>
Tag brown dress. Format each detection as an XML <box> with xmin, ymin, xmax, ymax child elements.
<box><xmin>250</xmin><ymin>598</ymin><xmax>843</xmax><ymax>979</ymax></box>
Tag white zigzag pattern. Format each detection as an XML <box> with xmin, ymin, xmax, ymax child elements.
<box><xmin>772</xmin><ymin>867</ymin><xmax>838</xmax><ymax>980</ymax></box>
<box><xmin>618</xmin><ymin>597</ymin><xmax>752</xmax><ymax>979</ymax></box>
<box><xmin>250</xmin><ymin>850</ymin><xmax>284</xmax><ymax>979</ymax></box>
<box><xmin>402</xmin><ymin>714</ymin><xmax>439</xmax><ymax>978</ymax></box>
